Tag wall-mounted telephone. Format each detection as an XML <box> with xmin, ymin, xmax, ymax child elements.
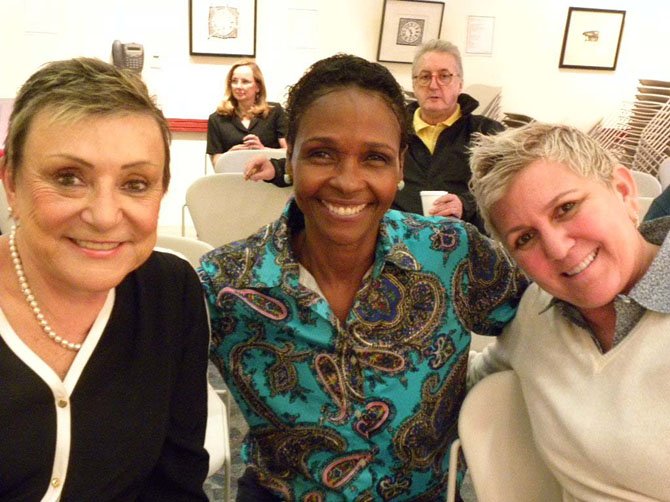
<box><xmin>112</xmin><ymin>40</ymin><xmax>144</xmax><ymax>72</ymax></box>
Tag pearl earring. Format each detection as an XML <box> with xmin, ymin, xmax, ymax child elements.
<box><xmin>397</xmin><ymin>180</ymin><xmax>405</xmax><ymax>191</ymax></box>
<box><xmin>7</xmin><ymin>206</ymin><xmax>13</xmax><ymax>218</ymax></box>
<box><xmin>284</xmin><ymin>173</ymin><xmax>293</xmax><ymax>185</ymax></box>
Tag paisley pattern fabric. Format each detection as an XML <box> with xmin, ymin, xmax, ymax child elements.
<box><xmin>200</xmin><ymin>201</ymin><xmax>528</xmax><ymax>501</ymax></box>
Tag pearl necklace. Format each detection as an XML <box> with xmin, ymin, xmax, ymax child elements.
<box><xmin>9</xmin><ymin>224</ymin><xmax>82</xmax><ymax>351</ymax></box>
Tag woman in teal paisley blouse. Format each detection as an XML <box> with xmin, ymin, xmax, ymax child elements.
<box><xmin>199</xmin><ymin>54</ymin><xmax>528</xmax><ymax>501</ymax></box>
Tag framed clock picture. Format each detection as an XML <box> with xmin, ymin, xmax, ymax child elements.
<box><xmin>377</xmin><ymin>0</ymin><xmax>445</xmax><ymax>63</ymax></box>
<box><xmin>189</xmin><ymin>0</ymin><xmax>257</xmax><ymax>57</ymax></box>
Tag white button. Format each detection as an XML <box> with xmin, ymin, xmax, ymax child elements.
<box><xmin>51</xmin><ymin>477</ymin><xmax>61</xmax><ymax>487</ymax></box>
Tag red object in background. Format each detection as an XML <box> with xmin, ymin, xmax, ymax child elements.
<box><xmin>167</xmin><ymin>118</ymin><xmax>207</xmax><ymax>133</ymax></box>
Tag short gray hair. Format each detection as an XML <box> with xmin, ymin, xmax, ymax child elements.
<box><xmin>6</xmin><ymin>57</ymin><xmax>171</xmax><ymax>190</ymax></box>
<box><xmin>469</xmin><ymin>122</ymin><xmax>619</xmax><ymax>240</ymax></box>
<box><xmin>412</xmin><ymin>39</ymin><xmax>463</xmax><ymax>79</ymax></box>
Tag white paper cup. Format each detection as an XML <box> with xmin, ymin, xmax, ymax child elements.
<box><xmin>420</xmin><ymin>190</ymin><xmax>448</xmax><ymax>216</ymax></box>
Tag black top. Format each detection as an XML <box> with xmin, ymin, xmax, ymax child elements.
<box><xmin>0</xmin><ymin>252</ymin><xmax>210</xmax><ymax>501</ymax></box>
<box><xmin>206</xmin><ymin>102</ymin><xmax>287</xmax><ymax>155</ymax></box>
<box><xmin>394</xmin><ymin>94</ymin><xmax>504</xmax><ymax>233</ymax></box>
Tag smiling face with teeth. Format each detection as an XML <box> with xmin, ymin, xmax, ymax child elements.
<box><xmin>5</xmin><ymin>110</ymin><xmax>166</xmax><ymax>297</ymax></box>
<box><xmin>491</xmin><ymin>159</ymin><xmax>653</xmax><ymax>312</ymax></box>
<box><xmin>288</xmin><ymin>86</ymin><xmax>404</xmax><ymax>253</ymax></box>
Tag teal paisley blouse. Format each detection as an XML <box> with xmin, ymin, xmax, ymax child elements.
<box><xmin>200</xmin><ymin>201</ymin><xmax>528</xmax><ymax>501</ymax></box>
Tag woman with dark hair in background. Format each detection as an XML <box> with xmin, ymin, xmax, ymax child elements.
<box><xmin>200</xmin><ymin>53</ymin><xmax>526</xmax><ymax>501</ymax></box>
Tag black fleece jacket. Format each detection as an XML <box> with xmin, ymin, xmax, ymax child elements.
<box><xmin>394</xmin><ymin>93</ymin><xmax>504</xmax><ymax>233</ymax></box>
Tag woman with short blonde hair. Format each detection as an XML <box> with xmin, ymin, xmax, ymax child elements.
<box><xmin>468</xmin><ymin>122</ymin><xmax>669</xmax><ymax>501</ymax></box>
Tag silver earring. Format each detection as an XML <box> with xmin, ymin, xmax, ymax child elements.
<box><xmin>397</xmin><ymin>180</ymin><xmax>405</xmax><ymax>191</ymax></box>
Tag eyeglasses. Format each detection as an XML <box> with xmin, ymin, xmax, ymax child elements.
<box><xmin>412</xmin><ymin>71</ymin><xmax>459</xmax><ymax>87</ymax></box>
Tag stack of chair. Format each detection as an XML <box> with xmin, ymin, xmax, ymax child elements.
<box><xmin>588</xmin><ymin>103</ymin><xmax>634</xmax><ymax>160</ymax></box>
<box><xmin>631</xmin><ymin>99</ymin><xmax>670</xmax><ymax>177</ymax></box>
<box><xmin>464</xmin><ymin>84</ymin><xmax>503</xmax><ymax>121</ymax></box>
<box><xmin>619</xmin><ymin>79</ymin><xmax>670</xmax><ymax>169</ymax></box>
<box><xmin>501</xmin><ymin>112</ymin><xmax>535</xmax><ymax>128</ymax></box>
<box><xmin>591</xmin><ymin>79</ymin><xmax>670</xmax><ymax>172</ymax></box>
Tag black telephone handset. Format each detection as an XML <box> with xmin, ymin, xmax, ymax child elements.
<box><xmin>112</xmin><ymin>40</ymin><xmax>144</xmax><ymax>72</ymax></box>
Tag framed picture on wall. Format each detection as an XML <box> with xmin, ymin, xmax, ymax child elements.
<box><xmin>189</xmin><ymin>0</ymin><xmax>257</xmax><ymax>57</ymax></box>
<box><xmin>559</xmin><ymin>7</ymin><xmax>625</xmax><ymax>71</ymax></box>
<box><xmin>377</xmin><ymin>0</ymin><xmax>445</xmax><ymax>64</ymax></box>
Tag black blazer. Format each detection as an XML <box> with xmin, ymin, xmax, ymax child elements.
<box><xmin>206</xmin><ymin>102</ymin><xmax>287</xmax><ymax>155</ymax></box>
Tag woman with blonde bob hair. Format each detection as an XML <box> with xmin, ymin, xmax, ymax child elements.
<box><xmin>468</xmin><ymin>122</ymin><xmax>670</xmax><ymax>501</ymax></box>
<box><xmin>206</xmin><ymin>59</ymin><xmax>287</xmax><ymax>167</ymax></box>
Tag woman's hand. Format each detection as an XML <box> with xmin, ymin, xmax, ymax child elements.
<box><xmin>227</xmin><ymin>134</ymin><xmax>265</xmax><ymax>151</ymax></box>
<box><xmin>243</xmin><ymin>134</ymin><xmax>264</xmax><ymax>149</ymax></box>
<box><xmin>244</xmin><ymin>155</ymin><xmax>276</xmax><ymax>181</ymax></box>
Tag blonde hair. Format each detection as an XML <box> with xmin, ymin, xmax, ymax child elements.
<box><xmin>216</xmin><ymin>60</ymin><xmax>272</xmax><ymax>118</ymax></box>
<box><xmin>469</xmin><ymin>122</ymin><xmax>618</xmax><ymax>239</ymax></box>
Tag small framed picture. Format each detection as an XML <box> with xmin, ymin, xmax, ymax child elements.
<box><xmin>377</xmin><ymin>0</ymin><xmax>445</xmax><ymax>64</ymax></box>
<box><xmin>559</xmin><ymin>7</ymin><xmax>625</xmax><ymax>71</ymax></box>
<box><xmin>189</xmin><ymin>0</ymin><xmax>257</xmax><ymax>57</ymax></box>
<box><xmin>465</xmin><ymin>16</ymin><xmax>495</xmax><ymax>56</ymax></box>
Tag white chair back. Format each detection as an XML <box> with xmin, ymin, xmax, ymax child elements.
<box><xmin>464</xmin><ymin>84</ymin><xmax>502</xmax><ymax>119</ymax></box>
<box><xmin>205</xmin><ymin>383</ymin><xmax>232</xmax><ymax>499</ymax></box>
<box><xmin>631</xmin><ymin>169</ymin><xmax>662</xmax><ymax>197</ymax></box>
<box><xmin>152</xmin><ymin>235</ymin><xmax>230</xmax><ymax>498</ymax></box>
<box><xmin>658</xmin><ymin>158</ymin><xmax>670</xmax><ymax>190</ymax></box>
<box><xmin>213</xmin><ymin>148</ymin><xmax>286</xmax><ymax>173</ymax></box>
<box><xmin>155</xmin><ymin>234</ymin><xmax>214</xmax><ymax>269</ymax></box>
<box><xmin>455</xmin><ymin>371</ymin><xmax>562</xmax><ymax>502</ymax></box>
<box><xmin>637</xmin><ymin>196</ymin><xmax>655</xmax><ymax>220</ymax></box>
<box><xmin>0</xmin><ymin>180</ymin><xmax>11</xmax><ymax>234</ymax></box>
<box><xmin>470</xmin><ymin>332</ymin><xmax>494</xmax><ymax>352</ymax></box>
<box><xmin>184</xmin><ymin>173</ymin><xmax>293</xmax><ymax>247</ymax></box>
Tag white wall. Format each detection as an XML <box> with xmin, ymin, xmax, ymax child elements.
<box><xmin>2</xmin><ymin>0</ymin><xmax>669</xmax><ymax>233</ymax></box>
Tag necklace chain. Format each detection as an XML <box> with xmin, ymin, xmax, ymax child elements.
<box><xmin>9</xmin><ymin>224</ymin><xmax>82</xmax><ymax>351</ymax></box>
